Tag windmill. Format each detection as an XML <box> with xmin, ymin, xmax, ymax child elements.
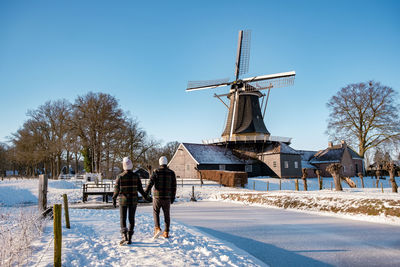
<box><xmin>186</xmin><ymin>30</ymin><xmax>296</xmax><ymax>141</ymax></box>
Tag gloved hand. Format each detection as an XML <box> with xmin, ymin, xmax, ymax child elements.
<box><xmin>171</xmin><ymin>197</ymin><xmax>175</xmax><ymax>204</ymax></box>
<box><xmin>112</xmin><ymin>198</ymin><xmax>117</xmax><ymax>208</ymax></box>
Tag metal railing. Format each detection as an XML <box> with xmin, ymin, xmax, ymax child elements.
<box><xmin>202</xmin><ymin>135</ymin><xmax>291</xmax><ymax>144</ymax></box>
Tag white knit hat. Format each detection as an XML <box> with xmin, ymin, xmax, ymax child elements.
<box><xmin>159</xmin><ymin>156</ymin><xmax>168</xmax><ymax>166</ymax></box>
<box><xmin>122</xmin><ymin>157</ymin><xmax>133</xmax><ymax>171</ymax></box>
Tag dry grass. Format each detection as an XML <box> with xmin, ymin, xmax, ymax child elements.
<box><xmin>218</xmin><ymin>193</ymin><xmax>400</xmax><ymax>218</ymax></box>
<box><xmin>0</xmin><ymin>208</ymin><xmax>47</xmax><ymax>267</ymax></box>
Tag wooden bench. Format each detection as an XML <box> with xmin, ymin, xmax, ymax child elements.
<box><xmin>82</xmin><ymin>182</ymin><xmax>148</xmax><ymax>203</ymax></box>
<box><xmin>82</xmin><ymin>183</ymin><xmax>113</xmax><ymax>203</ymax></box>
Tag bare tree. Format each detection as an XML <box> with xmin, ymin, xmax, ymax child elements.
<box><xmin>72</xmin><ymin>92</ymin><xmax>124</xmax><ymax>173</ymax></box>
<box><xmin>375</xmin><ymin>168</ymin><xmax>381</xmax><ymax>188</ymax></box>
<box><xmin>161</xmin><ymin>141</ymin><xmax>180</xmax><ymax>161</ymax></box>
<box><xmin>301</xmin><ymin>168</ymin><xmax>308</xmax><ymax>191</ymax></box>
<box><xmin>357</xmin><ymin>172</ymin><xmax>365</xmax><ymax>188</ymax></box>
<box><xmin>26</xmin><ymin>99</ymin><xmax>72</xmax><ymax>178</ymax></box>
<box><xmin>384</xmin><ymin>162</ymin><xmax>398</xmax><ymax>193</ymax></box>
<box><xmin>326</xmin><ymin>163</ymin><xmax>343</xmax><ymax>191</ymax></box>
<box><xmin>0</xmin><ymin>143</ymin><xmax>9</xmax><ymax>177</ymax></box>
<box><xmin>315</xmin><ymin>169</ymin><xmax>322</xmax><ymax>190</ymax></box>
<box><xmin>326</xmin><ymin>81</ymin><xmax>400</xmax><ymax>158</ymax></box>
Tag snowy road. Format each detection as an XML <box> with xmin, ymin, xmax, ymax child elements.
<box><xmin>143</xmin><ymin>201</ymin><xmax>400</xmax><ymax>267</ymax></box>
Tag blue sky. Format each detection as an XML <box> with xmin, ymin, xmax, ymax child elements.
<box><xmin>0</xmin><ymin>0</ymin><xmax>399</xmax><ymax>151</ymax></box>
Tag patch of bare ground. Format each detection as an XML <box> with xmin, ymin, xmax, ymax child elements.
<box><xmin>218</xmin><ymin>193</ymin><xmax>400</xmax><ymax>218</ymax></box>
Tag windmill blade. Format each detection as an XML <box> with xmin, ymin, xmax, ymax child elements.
<box><xmin>186</xmin><ymin>78</ymin><xmax>231</xmax><ymax>91</ymax></box>
<box><xmin>245</xmin><ymin>73</ymin><xmax>295</xmax><ymax>91</ymax></box>
<box><xmin>235</xmin><ymin>30</ymin><xmax>251</xmax><ymax>79</ymax></box>
<box><xmin>243</xmin><ymin>71</ymin><xmax>295</xmax><ymax>83</ymax></box>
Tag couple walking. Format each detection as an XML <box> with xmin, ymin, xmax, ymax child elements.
<box><xmin>112</xmin><ymin>156</ymin><xmax>177</xmax><ymax>245</ymax></box>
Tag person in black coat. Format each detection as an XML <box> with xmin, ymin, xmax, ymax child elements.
<box><xmin>145</xmin><ymin>156</ymin><xmax>177</xmax><ymax>238</ymax></box>
<box><xmin>113</xmin><ymin>157</ymin><xmax>147</xmax><ymax>244</ymax></box>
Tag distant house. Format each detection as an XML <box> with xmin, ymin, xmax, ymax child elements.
<box><xmin>258</xmin><ymin>142</ymin><xmax>302</xmax><ymax>178</ymax></box>
<box><xmin>168</xmin><ymin>143</ymin><xmax>258</xmax><ymax>179</ymax></box>
<box><xmin>309</xmin><ymin>141</ymin><xmax>363</xmax><ymax>177</ymax></box>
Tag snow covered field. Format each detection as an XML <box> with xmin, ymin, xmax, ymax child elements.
<box><xmin>1</xmin><ymin>176</ymin><xmax>400</xmax><ymax>266</ymax></box>
<box><xmin>0</xmin><ymin>178</ymin><xmax>264</xmax><ymax>266</ymax></box>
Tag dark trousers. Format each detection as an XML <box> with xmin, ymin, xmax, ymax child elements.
<box><xmin>119</xmin><ymin>205</ymin><xmax>137</xmax><ymax>233</ymax></box>
<box><xmin>153</xmin><ymin>198</ymin><xmax>171</xmax><ymax>232</ymax></box>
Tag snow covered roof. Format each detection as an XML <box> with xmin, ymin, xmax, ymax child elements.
<box><xmin>182</xmin><ymin>143</ymin><xmax>245</xmax><ymax>165</ymax></box>
<box><xmin>301</xmin><ymin>161</ymin><xmax>317</xmax><ymax>169</ymax></box>
<box><xmin>310</xmin><ymin>143</ymin><xmax>362</xmax><ymax>164</ymax></box>
<box><xmin>297</xmin><ymin>150</ymin><xmax>318</xmax><ymax>161</ymax></box>
<box><xmin>310</xmin><ymin>147</ymin><xmax>343</xmax><ymax>163</ymax></box>
<box><xmin>262</xmin><ymin>142</ymin><xmax>301</xmax><ymax>155</ymax></box>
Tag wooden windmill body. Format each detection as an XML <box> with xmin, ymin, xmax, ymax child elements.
<box><xmin>186</xmin><ymin>30</ymin><xmax>295</xmax><ymax>142</ymax></box>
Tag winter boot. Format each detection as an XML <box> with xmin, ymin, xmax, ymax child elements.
<box><xmin>153</xmin><ymin>227</ymin><xmax>162</xmax><ymax>239</ymax></box>
<box><xmin>120</xmin><ymin>232</ymin><xmax>128</xmax><ymax>245</ymax></box>
<box><xmin>162</xmin><ymin>231</ymin><xmax>169</xmax><ymax>238</ymax></box>
<box><xmin>127</xmin><ymin>231</ymin><xmax>133</xmax><ymax>244</ymax></box>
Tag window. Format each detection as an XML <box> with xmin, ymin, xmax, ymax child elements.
<box><xmin>186</xmin><ymin>165</ymin><xmax>190</xmax><ymax>171</ymax></box>
<box><xmin>294</xmin><ymin>161</ymin><xmax>298</xmax><ymax>169</ymax></box>
<box><xmin>273</xmin><ymin>161</ymin><xmax>277</xmax><ymax>168</ymax></box>
<box><xmin>245</xmin><ymin>165</ymin><xmax>252</xmax><ymax>173</ymax></box>
<box><xmin>284</xmin><ymin>161</ymin><xmax>289</xmax><ymax>168</ymax></box>
<box><xmin>219</xmin><ymin>164</ymin><xmax>226</xmax><ymax>171</ymax></box>
<box><xmin>343</xmin><ymin>165</ymin><xmax>346</xmax><ymax>172</ymax></box>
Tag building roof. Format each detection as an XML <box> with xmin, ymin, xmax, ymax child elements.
<box><xmin>182</xmin><ymin>143</ymin><xmax>245</xmax><ymax>165</ymax></box>
<box><xmin>310</xmin><ymin>142</ymin><xmax>362</xmax><ymax>164</ymax></box>
<box><xmin>302</xmin><ymin>161</ymin><xmax>317</xmax><ymax>169</ymax></box>
<box><xmin>262</xmin><ymin>142</ymin><xmax>301</xmax><ymax>155</ymax></box>
<box><xmin>297</xmin><ymin>150</ymin><xmax>318</xmax><ymax>161</ymax></box>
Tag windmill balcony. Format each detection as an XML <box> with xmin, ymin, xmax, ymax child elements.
<box><xmin>202</xmin><ymin>135</ymin><xmax>292</xmax><ymax>145</ymax></box>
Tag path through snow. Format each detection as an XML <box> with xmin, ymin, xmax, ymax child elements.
<box><xmin>28</xmin><ymin>208</ymin><xmax>264</xmax><ymax>267</ymax></box>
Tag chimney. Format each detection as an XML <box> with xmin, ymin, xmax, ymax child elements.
<box><xmin>340</xmin><ymin>140</ymin><xmax>347</xmax><ymax>149</ymax></box>
<box><xmin>328</xmin><ymin>142</ymin><xmax>333</xmax><ymax>148</ymax></box>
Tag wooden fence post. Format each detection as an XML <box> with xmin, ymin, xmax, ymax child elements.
<box><xmin>190</xmin><ymin>186</ymin><xmax>197</xmax><ymax>201</ymax></box>
<box><xmin>38</xmin><ymin>174</ymin><xmax>48</xmax><ymax>213</ymax></box>
<box><xmin>381</xmin><ymin>182</ymin><xmax>384</xmax><ymax>193</ymax></box>
<box><xmin>279</xmin><ymin>179</ymin><xmax>282</xmax><ymax>190</ymax></box>
<box><xmin>331</xmin><ymin>182</ymin><xmax>333</xmax><ymax>190</ymax></box>
<box><xmin>54</xmin><ymin>204</ymin><xmax>62</xmax><ymax>267</ymax></box>
<box><xmin>267</xmin><ymin>181</ymin><xmax>269</xmax><ymax>191</ymax></box>
<box><xmin>253</xmin><ymin>181</ymin><xmax>255</xmax><ymax>190</ymax></box>
<box><xmin>63</xmin><ymin>194</ymin><xmax>70</xmax><ymax>229</ymax></box>
<box><xmin>181</xmin><ymin>178</ymin><xmax>183</xmax><ymax>188</ymax></box>
<box><xmin>219</xmin><ymin>174</ymin><xmax>222</xmax><ymax>188</ymax></box>
<box><xmin>295</xmin><ymin>179</ymin><xmax>299</xmax><ymax>191</ymax></box>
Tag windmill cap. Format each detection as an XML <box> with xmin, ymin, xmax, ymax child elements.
<box><xmin>123</xmin><ymin>157</ymin><xmax>133</xmax><ymax>171</ymax></box>
<box><xmin>159</xmin><ymin>156</ymin><xmax>168</xmax><ymax>166</ymax></box>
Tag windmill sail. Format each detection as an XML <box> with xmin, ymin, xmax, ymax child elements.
<box><xmin>235</xmin><ymin>30</ymin><xmax>251</xmax><ymax>80</ymax></box>
<box><xmin>186</xmin><ymin>78</ymin><xmax>231</xmax><ymax>91</ymax></box>
<box><xmin>245</xmin><ymin>72</ymin><xmax>296</xmax><ymax>91</ymax></box>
